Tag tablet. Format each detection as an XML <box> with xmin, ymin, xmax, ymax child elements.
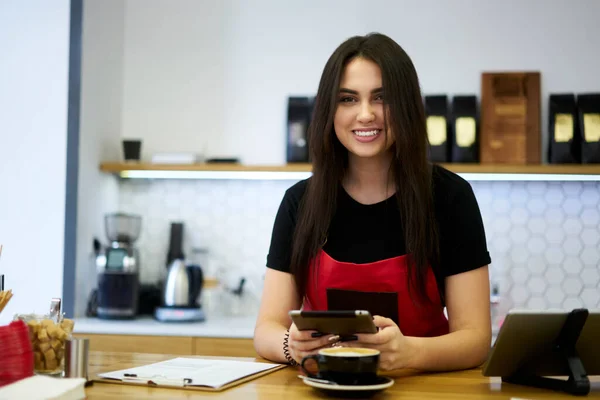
<box><xmin>482</xmin><ymin>309</ymin><xmax>600</xmax><ymax>377</ymax></box>
<box><xmin>289</xmin><ymin>310</ymin><xmax>378</xmax><ymax>335</ymax></box>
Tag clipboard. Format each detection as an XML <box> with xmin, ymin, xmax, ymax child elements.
<box><xmin>93</xmin><ymin>357</ymin><xmax>287</xmax><ymax>392</ymax></box>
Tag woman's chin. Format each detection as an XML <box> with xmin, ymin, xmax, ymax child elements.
<box><xmin>348</xmin><ymin>147</ymin><xmax>390</xmax><ymax>159</ymax></box>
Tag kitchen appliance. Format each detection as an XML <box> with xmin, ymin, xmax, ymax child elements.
<box><xmin>154</xmin><ymin>222</ymin><xmax>205</xmax><ymax>322</ymax></box>
<box><xmin>95</xmin><ymin>213</ymin><xmax>141</xmax><ymax>319</ymax></box>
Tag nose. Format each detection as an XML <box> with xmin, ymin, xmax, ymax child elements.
<box><xmin>357</xmin><ymin>101</ymin><xmax>375</xmax><ymax>123</ymax></box>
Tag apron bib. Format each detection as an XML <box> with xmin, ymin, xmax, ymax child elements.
<box><xmin>303</xmin><ymin>250</ymin><xmax>449</xmax><ymax>337</ymax></box>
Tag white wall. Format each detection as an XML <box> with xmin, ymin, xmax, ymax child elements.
<box><xmin>118</xmin><ymin>0</ymin><xmax>600</xmax><ymax>165</ymax></box>
<box><xmin>121</xmin><ymin>0</ymin><xmax>228</xmax><ymax>162</ymax></box>
<box><xmin>0</xmin><ymin>1</ymin><xmax>71</xmax><ymax>323</ymax></box>
<box><xmin>75</xmin><ymin>0</ymin><xmax>600</xmax><ymax>317</ymax></box>
<box><xmin>74</xmin><ymin>0</ymin><xmax>123</xmax><ymax>317</ymax></box>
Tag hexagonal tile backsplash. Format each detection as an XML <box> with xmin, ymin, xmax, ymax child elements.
<box><xmin>118</xmin><ymin>179</ymin><xmax>600</xmax><ymax>322</ymax></box>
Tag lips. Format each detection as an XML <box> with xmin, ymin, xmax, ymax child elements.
<box><xmin>351</xmin><ymin>129</ymin><xmax>382</xmax><ymax>143</ymax></box>
<box><xmin>352</xmin><ymin>129</ymin><xmax>381</xmax><ymax>137</ymax></box>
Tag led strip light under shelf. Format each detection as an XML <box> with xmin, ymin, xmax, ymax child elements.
<box><xmin>119</xmin><ymin>170</ymin><xmax>313</xmax><ymax>180</ymax></box>
<box><xmin>118</xmin><ymin>170</ymin><xmax>600</xmax><ymax>182</ymax></box>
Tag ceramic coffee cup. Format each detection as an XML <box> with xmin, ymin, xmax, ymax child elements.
<box><xmin>301</xmin><ymin>347</ymin><xmax>380</xmax><ymax>386</ymax></box>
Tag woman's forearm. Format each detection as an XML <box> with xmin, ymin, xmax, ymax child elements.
<box><xmin>253</xmin><ymin>321</ymin><xmax>289</xmax><ymax>364</ymax></box>
<box><xmin>405</xmin><ymin>328</ymin><xmax>491</xmax><ymax>371</ymax></box>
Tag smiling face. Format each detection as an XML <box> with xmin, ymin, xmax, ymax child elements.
<box><xmin>333</xmin><ymin>57</ymin><xmax>395</xmax><ymax>161</ymax></box>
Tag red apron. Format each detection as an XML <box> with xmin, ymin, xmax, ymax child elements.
<box><xmin>303</xmin><ymin>250</ymin><xmax>449</xmax><ymax>337</ymax></box>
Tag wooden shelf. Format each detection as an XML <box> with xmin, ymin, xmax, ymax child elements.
<box><xmin>100</xmin><ymin>161</ymin><xmax>600</xmax><ymax>176</ymax></box>
<box><xmin>100</xmin><ymin>162</ymin><xmax>314</xmax><ymax>173</ymax></box>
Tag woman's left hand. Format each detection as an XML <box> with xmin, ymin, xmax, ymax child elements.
<box><xmin>339</xmin><ymin>316</ymin><xmax>415</xmax><ymax>371</ymax></box>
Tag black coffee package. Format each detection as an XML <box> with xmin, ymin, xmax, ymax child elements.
<box><xmin>425</xmin><ymin>95</ymin><xmax>450</xmax><ymax>162</ymax></box>
<box><xmin>450</xmin><ymin>95</ymin><xmax>479</xmax><ymax>163</ymax></box>
<box><xmin>577</xmin><ymin>93</ymin><xmax>600</xmax><ymax>163</ymax></box>
<box><xmin>548</xmin><ymin>94</ymin><xmax>580</xmax><ymax>164</ymax></box>
<box><xmin>286</xmin><ymin>96</ymin><xmax>314</xmax><ymax>163</ymax></box>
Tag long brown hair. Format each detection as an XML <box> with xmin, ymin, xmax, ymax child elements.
<box><xmin>290</xmin><ymin>33</ymin><xmax>440</xmax><ymax>305</ymax></box>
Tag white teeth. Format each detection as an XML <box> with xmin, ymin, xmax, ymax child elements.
<box><xmin>353</xmin><ymin>130</ymin><xmax>380</xmax><ymax>137</ymax></box>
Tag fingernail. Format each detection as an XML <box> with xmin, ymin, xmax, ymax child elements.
<box><xmin>328</xmin><ymin>335</ymin><xmax>340</xmax><ymax>342</ymax></box>
<box><xmin>311</xmin><ymin>332</ymin><xmax>325</xmax><ymax>338</ymax></box>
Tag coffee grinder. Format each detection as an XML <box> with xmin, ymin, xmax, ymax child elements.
<box><xmin>95</xmin><ymin>213</ymin><xmax>141</xmax><ymax>319</ymax></box>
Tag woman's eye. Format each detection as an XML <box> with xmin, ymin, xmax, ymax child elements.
<box><xmin>374</xmin><ymin>94</ymin><xmax>384</xmax><ymax>101</ymax></box>
<box><xmin>339</xmin><ymin>96</ymin><xmax>356</xmax><ymax>103</ymax></box>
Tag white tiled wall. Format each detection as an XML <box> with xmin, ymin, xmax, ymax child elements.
<box><xmin>118</xmin><ymin>179</ymin><xmax>291</xmax><ymax>290</ymax></box>
<box><xmin>472</xmin><ymin>181</ymin><xmax>600</xmax><ymax>329</ymax></box>
<box><xmin>118</xmin><ymin>179</ymin><xmax>600</xmax><ymax>321</ymax></box>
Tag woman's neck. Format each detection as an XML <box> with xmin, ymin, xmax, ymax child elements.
<box><xmin>343</xmin><ymin>152</ymin><xmax>395</xmax><ymax>205</ymax></box>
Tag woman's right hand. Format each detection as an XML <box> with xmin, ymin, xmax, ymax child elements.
<box><xmin>288</xmin><ymin>323</ymin><xmax>340</xmax><ymax>364</ymax></box>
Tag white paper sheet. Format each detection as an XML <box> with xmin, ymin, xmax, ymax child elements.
<box><xmin>98</xmin><ymin>357</ymin><xmax>282</xmax><ymax>388</ymax></box>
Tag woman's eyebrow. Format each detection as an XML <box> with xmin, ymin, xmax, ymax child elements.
<box><xmin>339</xmin><ymin>87</ymin><xmax>383</xmax><ymax>95</ymax></box>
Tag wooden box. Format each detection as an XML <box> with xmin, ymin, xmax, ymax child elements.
<box><xmin>480</xmin><ymin>72</ymin><xmax>541</xmax><ymax>164</ymax></box>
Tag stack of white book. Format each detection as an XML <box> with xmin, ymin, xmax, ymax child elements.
<box><xmin>151</xmin><ymin>152</ymin><xmax>199</xmax><ymax>164</ymax></box>
<box><xmin>0</xmin><ymin>375</ymin><xmax>86</xmax><ymax>400</ymax></box>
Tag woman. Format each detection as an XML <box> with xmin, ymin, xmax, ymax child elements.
<box><xmin>254</xmin><ymin>32</ymin><xmax>492</xmax><ymax>372</ymax></box>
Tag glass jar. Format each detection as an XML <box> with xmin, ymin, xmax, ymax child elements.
<box><xmin>13</xmin><ymin>313</ymin><xmax>75</xmax><ymax>376</ymax></box>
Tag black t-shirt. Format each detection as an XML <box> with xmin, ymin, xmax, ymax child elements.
<box><xmin>266</xmin><ymin>165</ymin><xmax>491</xmax><ymax>281</ymax></box>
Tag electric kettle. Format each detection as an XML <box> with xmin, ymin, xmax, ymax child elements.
<box><xmin>154</xmin><ymin>221</ymin><xmax>205</xmax><ymax>322</ymax></box>
<box><xmin>154</xmin><ymin>259</ymin><xmax>205</xmax><ymax>322</ymax></box>
<box><xmin>163</xmin><ymin>259</ymin><xmax>203</xmax><ymax>307</ymax></box>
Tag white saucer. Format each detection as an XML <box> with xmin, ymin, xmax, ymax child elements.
<box><xmin>300</xmin><ymin>375</ymin><xmax>394</xmax><ymax>392</ymax></box>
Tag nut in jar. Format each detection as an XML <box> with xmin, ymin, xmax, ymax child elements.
<box><xmin>14</xmin><ymin>313</ymin><xmax>75</xmax><ymax>375</ymax></box>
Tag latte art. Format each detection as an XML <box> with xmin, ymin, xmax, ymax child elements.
<box><xmin>321</xmin><ymin>347</ymin><xmax>379</xmax><ymax>357</ymax></box>
<box><xmin>328</xmin><ymin>351</ymin><xmax>367</xmax><ymax>357</ymax></box>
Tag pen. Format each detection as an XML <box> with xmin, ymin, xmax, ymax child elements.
<box><xmin>122</xmin><ymin>373</ymin><xmax>193</xmax><ymax>386</ymax></box>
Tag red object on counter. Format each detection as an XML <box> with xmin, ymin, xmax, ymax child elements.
<box><xmin>0</xmin><ymin>320</ymin><xmax>34</xmax><ymax>387</ymax></box>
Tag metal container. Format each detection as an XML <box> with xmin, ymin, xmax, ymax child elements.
<box><xmin>65</xmin><ymin>338</ymin><xmax>90</xmax><ymax>381</ymax></box>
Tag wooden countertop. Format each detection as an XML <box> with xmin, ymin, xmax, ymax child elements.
<box><xmin>86</xmin><ymin>351</ymin><xmax>600</xmax><ymax>399</ymax></box>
